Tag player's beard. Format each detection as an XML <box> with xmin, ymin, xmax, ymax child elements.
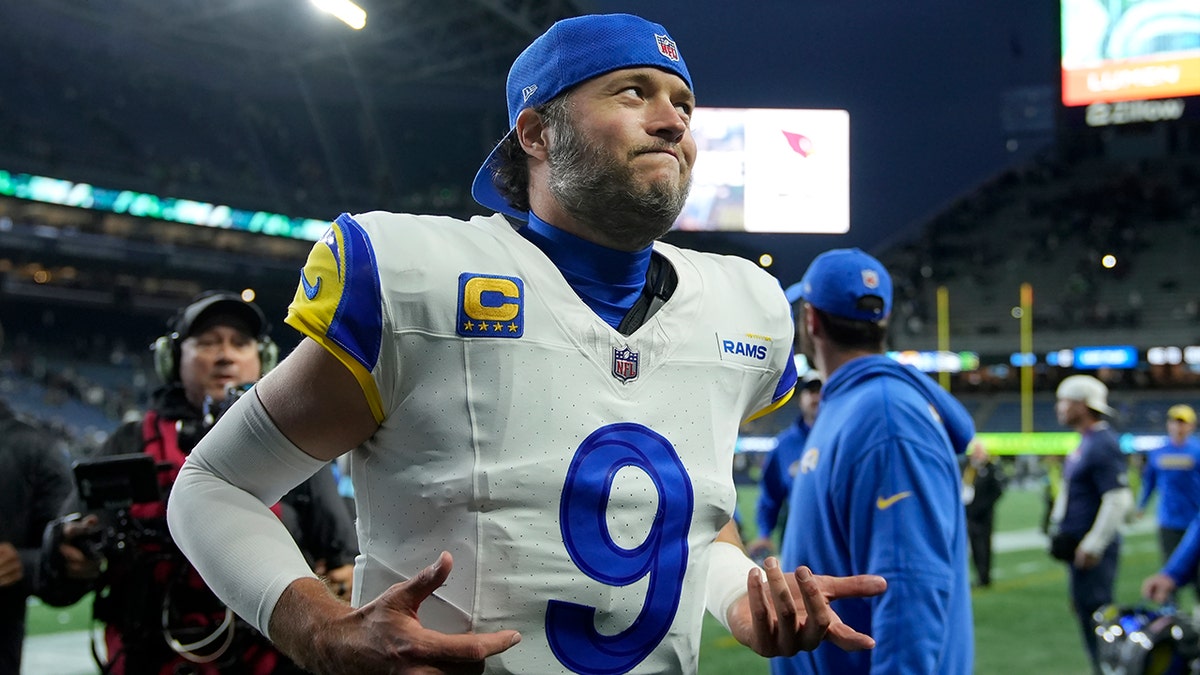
<box><xmin>546</xmin><ymin>115</ymin><xmax>691</xmax><ymax>250</ymax></box>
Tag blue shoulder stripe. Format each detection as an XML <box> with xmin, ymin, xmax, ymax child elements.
<box><xmin>328</xmin><ymin>213</ymin><xmax>383</xmax><ymax>372</ymax></box>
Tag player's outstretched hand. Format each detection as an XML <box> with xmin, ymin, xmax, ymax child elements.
<box><xmin>727</xmin><ymin>557</ymin><xmax>886</xmax><ymax>658</ymax></box>
<box><xmin>1142</xmin><ymin>572</ymin><xmax>1177</xmax><ymax>604</ymax></box>
<box><xmin>278</xmin><ymin>551</ymin><xmax>521</xmax><ymax>674</ymax></box>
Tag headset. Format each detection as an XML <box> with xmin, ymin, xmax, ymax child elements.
<box><xmin>152</xmin><ymin>291</ymin><xmax>279</xmax><ymax>384</ymax></box>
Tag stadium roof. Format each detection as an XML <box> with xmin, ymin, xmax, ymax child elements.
<box><xmin>2</xmin><ymin>1</ymin><xmax>1065</xmax><ymax>285</ymax></box>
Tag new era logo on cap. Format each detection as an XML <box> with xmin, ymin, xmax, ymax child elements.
<box><xmin>522</xmin><ymin>84</ymin><xmax>538</xmax><ymax>102</ymax></box>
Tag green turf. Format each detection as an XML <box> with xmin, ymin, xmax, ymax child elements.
<box><xmin>26</xmin><ymin>487</ymin><xmax>1179</xmax><ymax>675</ymax></box>
<box><xmin>26</xmin><ymin>594</ymin><xmax>92</xmax><ymax>634</ymax></box>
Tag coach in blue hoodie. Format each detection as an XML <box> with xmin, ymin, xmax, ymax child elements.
<box><xmin>773</xmin><ymin>248</ymin><xmax>975</xmax><ymax>675</ymax></box>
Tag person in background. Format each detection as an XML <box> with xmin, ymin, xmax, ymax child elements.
<box><xmin>0</xmin><ymin>318</ymin><xmax>75</xmax><ymax>675</ymax></box>
<box><xmin>748</xmin><ymin>367</ymin><xmax>822</xmax><ymax>564</ymax></box>
<box><xmin>962</xmin><ymin>438</ymin><xmax>1005</xmax><ymax>588</ymax></box>
<box><xmin>1048</xmin><ymin>374</ymin><xmax>1131</xmax><ymax>675</ymax></box>
<box><xmin>1136</xmin><ymin>403</ymin><xmax>1200</xmax><ymax>600</ymax></box>
<box><xmin>164</xmin><ymin>14</ymin><xmax>886</xmax><ymax>675</ymax></box>
<box><xmin>40</xmin><ymin>291</ymin><xmax>357</xmax><ymax>674</ymax></box>
<box><xmin>774</xmin><ymin>248</ymin><xmax>976</xmax><ymax>674</ymax></box>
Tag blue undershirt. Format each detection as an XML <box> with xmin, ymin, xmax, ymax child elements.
<box><xmin>520</xmin><ymin>212</ymin><xmax>652</xmax><ymax>330</ymax></box>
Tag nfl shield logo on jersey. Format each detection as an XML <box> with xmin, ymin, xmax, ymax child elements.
<box><xmin>612</xmin><ymin>346</ymin><xmax>640</xmax><ymax>383</ymax></box>
<box><xmin>655</xmin><ymin>34</ymin><xmax>679</xmax><ymax>61</ymax></box>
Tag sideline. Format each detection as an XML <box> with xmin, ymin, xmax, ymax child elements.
<box><xmin>994</xmin><ymin>514</ymin><xmax>1156</xmax><ymax>554</ymax></box>
<box><xmin>22</xmin><ymin>629</ymin><xmax>96</xmax><ymax>675</ymax></box>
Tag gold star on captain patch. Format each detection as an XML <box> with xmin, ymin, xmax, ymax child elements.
<box><xmin>508</xmin><ymin>323</ymin><xmax>519</xmax><ymax>333</ymax></box>
<box><xmin>492</xmin><ymin>322</ymin><xmax>503</xmax><ymax>331</ymax></box>
<box><xmin>463</xmin><ymin>320</ymin><xmax>475</xmax><ymax>331</ymax></box>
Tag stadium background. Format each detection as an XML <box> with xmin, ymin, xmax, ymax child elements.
<box><xmin>2</xmin><ymin>0</ymin><xmax>1199</xmax><ymax>673</ymax></box>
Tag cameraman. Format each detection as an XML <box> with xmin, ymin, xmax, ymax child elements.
<box><xmin>40</xmin><ymin>291</ymin><xmax>357</xmax><ymax>674</ymax></box>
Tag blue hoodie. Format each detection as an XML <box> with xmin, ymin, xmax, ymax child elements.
<box><xmin>757</xmin><ymin>417</ymin><xmax>813</xmax><ymax>539</ymax></box>
<box><xmin>773</xmin><ymin>354</ymin><xmax>975</xmax><ymax>675</ymax></box>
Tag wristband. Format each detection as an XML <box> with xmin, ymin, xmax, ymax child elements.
<box><xmin>706</xmin><ymin>541</ymin><xmax>763</xmax><ymax>633</ymax></box>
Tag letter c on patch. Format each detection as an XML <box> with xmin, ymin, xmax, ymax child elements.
<box><xmin>464</xmin><ymin>277</ymin><xmax>520</xmax><ymax>322</ymax></box>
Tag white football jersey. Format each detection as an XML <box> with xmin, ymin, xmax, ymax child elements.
<box><xmin>285</xmin><ymin>211</ymin><xmax>796</xmax><ymax>674</ymax></box>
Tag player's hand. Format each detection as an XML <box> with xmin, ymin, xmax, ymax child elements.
<box><xmin>728</xmin><ymin>556</ymin><xmax>886</xmax><ymax>657</ymax></box>
<box><xmin>58</xmin><ymin>514</ymin><xmax>102</xmax><ymax>580</ymax></box>
<box><xmin>297</xmin><ymin>551</ymin><xmax>520</xmax><ymax>674</ymax></box>
<box><xmin>1073</xmin><ymin>548</ymin><xmax>1101</xmax><ymax>570</ymax></box>
<box><xmin>1142</xmin><ymin>573</ymin><xmax>1178</xmax><ymax>604</ymax></box>
<box><xmin>0</xmin><ymin>542</ymin><xmax>24</xmax><ymax>587</ymax></box>
<box><xmin>746</xmin><ymin>537</ymin><xmax>775</xmax><ymax>561</ymax></box>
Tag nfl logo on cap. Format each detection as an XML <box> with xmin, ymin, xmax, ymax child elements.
<box><xmin>862</xmin><ymin>269</ymin><xmax>879</xmax><ymax>289</ymax></box>
<box><xmin>655</xmin><ymin>34</ymin><xmax>679</xmax><ymax>61</ymax></box>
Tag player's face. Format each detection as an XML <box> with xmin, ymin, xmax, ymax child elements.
<box><xmin>1168</xmin><ymin>417</ymin><xmax>1195</xmax><ymax>443</ymax></box>
<box><xmin>799</xmin><ymin>385</ymin><xmax>821</xmax><ymax>420</ymax></box>
<box><xmin>179</xmin><ymin>322</ymin><xmax>262</xmax><ymax>409</ymax></box>
<box><xmin>546</xmin><ymin>67</ymin><xmax>696</xmax><ymax>248</ymax></box>
<box><xmin>1055</xmin><ymin>398</ymin><xmax>1086</xmax><ymax>427</ymax></box>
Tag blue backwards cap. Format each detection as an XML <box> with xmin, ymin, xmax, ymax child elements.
<box><xmin>797</xmin><ymin>248</ymin><xmax>893</xmax><ymax>322</ymax></box>
<box><xmin>470</xmin><ymin>14</ymin><xmax>693</xmax><ymax>220</ymax></box>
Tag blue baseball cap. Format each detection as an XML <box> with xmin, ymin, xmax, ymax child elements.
<box><xmin>784</xmin><ymin>281</ymin><xmax>806</xmax><ymax>305</ymax></box>
<box><xmin>471</xmin><ymin>13</ymin><xmax>693</xmax><ymax>219</ymax></box>
<box><xmin>796</xmin><ymin>248</ymin><xmax>892</xmax><ymax>322</ymax></box>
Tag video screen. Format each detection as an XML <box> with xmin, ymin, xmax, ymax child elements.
<box><xmin>672</xmin><ymin>107</ymin><xmax>850</xmax><ymax>234</ymax></box>
<box><xmin>1061</xmin><ymin>0</ymin><xmax>1200</xmax><ymax>106</ymax></box>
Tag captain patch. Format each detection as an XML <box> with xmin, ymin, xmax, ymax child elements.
<box><xmin>716</xmin><ymin>332</ymin><xmax>771</xmax><ymax>364</ymax></box>
<box><xmin>457</xmin><ymin>273</ymin><xmax>525</xmax><ymax>338</ymax></box>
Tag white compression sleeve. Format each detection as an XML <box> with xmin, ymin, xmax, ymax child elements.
<box><xmin>706</xmin><ymin>541</ymin><xmax>763</xmax><ymax>633</ymax></box>
<box><xmin>1079</xmin><ymin>487</ymin><xmax>1134</xmax><ymax>556</ymax></box>
<box><xmin>166</xmin><ymin>390</ymin><xmax>330</xmax><ymax>638</ymax></box>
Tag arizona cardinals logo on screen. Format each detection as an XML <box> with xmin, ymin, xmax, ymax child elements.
<box><xmin>782</xmin><ymin>130</ymin><xmax>814</xmax><ymax>157</ymax></box>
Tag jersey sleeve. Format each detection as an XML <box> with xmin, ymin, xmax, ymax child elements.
<box><xmin>1165</xmin><ymin>516</ymin><xmax>1200</xmax><ymax>585</ymax></box>
<box><xmin>1088</xmin><ymin>439</ymin><xmax>1128</xmax><ymax>495</ymax></box>
<box><xmin>744</xmin><ymin>286</ymin><xmax>798</xmax><ymax>422</ymax></box>
<box><xmin>285</xmin><ymin>213</ymin><xmax>390</xmax><ymax>423</ymax></box>
<box><xmin>839</xmin><ymin>437</ymin><xmax>963</xmax><ymax>674</ymax></box>
<box><xmin>1138</xmin><ymin>452</ymin><xmax>1157</xmax><ymax>510</ymax></box>
<box><xmin>756</xmin><ymin>448</ymin><xmax>787</xmax><ymax>537</ymax></box>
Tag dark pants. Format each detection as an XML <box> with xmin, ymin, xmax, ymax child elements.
<box><xmin>1160</xmin><ymin>527</ymin><xmax>1200</xmax><ymax>601</ymax></box>
<box><xmin>1068</xmin><ymin>539</ymin><xmax>1120</xmax><ymax>675</ymax></box>
<box><xmin>967</xmin><ymin>507</ymin><xmax>995</xmax><ymax>585</ymax></box>
<box><xmin>1</xmin><ymin>616</ymin><xmax>24</xmax><ymax>675</ymax></box>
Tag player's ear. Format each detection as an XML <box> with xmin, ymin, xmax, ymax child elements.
<box><xmin>804</xmin><ymin>303</ymin><xmax>821</xmax><ymax>338</ymax></box>
<box><xmin>515</xmin><ymin>107</ymin><xmax>550</xmax><ymax>161</ymax></box>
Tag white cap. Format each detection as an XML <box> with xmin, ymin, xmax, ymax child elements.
<box><xmin>1056</xmin><ymin>375</ymin><xmax>1115</xmax><ymax>417</ymax></box>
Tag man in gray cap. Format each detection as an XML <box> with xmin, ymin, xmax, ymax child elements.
<box><xmin>1049</xmin><ymin>374</ymin><xmax>1131</xmax><ymax>674</ymax></box>
<box><xmin>166</xmin><ymin>14</ymin><xmax>884</xmax><ymax>675</ymax></box>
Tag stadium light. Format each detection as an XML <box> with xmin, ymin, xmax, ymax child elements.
<box><xmin>311</xmin><ymin>0</ymin><xmax>366</xmax><ymax>30</ymax></box>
